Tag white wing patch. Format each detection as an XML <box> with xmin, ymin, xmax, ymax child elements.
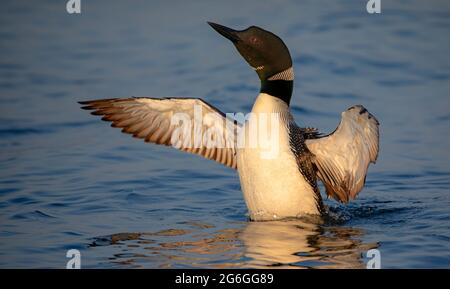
<box><xmin>305</xmin><ymin>105</ymin><xmax>379</xmax><ymax>202</ymax></box>
<box><xmin>80</xmin><ymin>97</ymin><xmax>239</xmax><ymax>169</ymax></box>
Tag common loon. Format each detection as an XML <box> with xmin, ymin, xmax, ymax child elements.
<box><xmin>80</xmin><ymin>22</ymin><xmax>379</xmax><ymax>221</ymax></box>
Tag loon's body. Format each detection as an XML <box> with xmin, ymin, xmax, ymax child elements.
<box><xmin>80</xmin><ymin>23</ymin><xmax>379</xmax><ymax>221</ymax></box>
<box><xmin>237</xmin><ymin>93</ymin><xmax>321</xmax><ymax>220</ymax></box>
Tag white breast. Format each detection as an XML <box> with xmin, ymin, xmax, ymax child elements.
<box><xmin>236</xmin><ymin>93</ymin><xmax>320</xmax><ymax>221</ymax></box>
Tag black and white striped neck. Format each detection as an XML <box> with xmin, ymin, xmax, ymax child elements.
<box><xmin>259</xmin><ymin>67</ymin><xmax>294</xmax><ymax>106</ymax></box>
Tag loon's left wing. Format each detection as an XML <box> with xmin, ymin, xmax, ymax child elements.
<box><xmin>79</xmin><ymin>97</ymin><xmax>239</xmax><ymax>169</ymax></box>
<box><xmin>305</xmin><ymin>105</ymin><xmax>379</xmax><ymax>203</ymax></box>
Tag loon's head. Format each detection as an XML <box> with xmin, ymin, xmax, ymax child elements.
<box><xmin>208</xmin><ymin>22</ymin><xmax>294</xmax><ymax>104</ymax></box>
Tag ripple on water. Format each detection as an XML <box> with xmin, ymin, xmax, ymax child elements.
<box><xmin>11</xmin><ymin>210</ymin><xmax>57</xmax><ymax>221</ymax></box>
<box><xmin>0</xmin><ymin>128</ymin><xmax>53</xmax><ymax>137</ymax></box>
<box><xmin>8</xmin><ymin>196</ymin><xmax>39</xmax><ymax>205</ymax></box>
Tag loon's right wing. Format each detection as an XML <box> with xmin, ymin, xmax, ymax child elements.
<box><xmin>80</xmin><ymin>97</ymin><xmax>239</xmax><ymax>169</ymax></box>
<box><xmin>305</xmin><ymin>105</ymin><xmax>379</xmax><ymax>203</ymax></box>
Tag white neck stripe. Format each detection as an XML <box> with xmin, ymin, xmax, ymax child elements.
<box><xmin>267</xmin><ymin>67</ymin><xmax>294</xmax><ymax>81</ymax></box>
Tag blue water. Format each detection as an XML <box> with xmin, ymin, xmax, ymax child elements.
<box><xmin>1</xmin><ymin>0</ymin><xmax>450</xmax><ymax>268</ymax></box>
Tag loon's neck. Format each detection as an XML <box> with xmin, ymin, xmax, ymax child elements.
<box><xmin>259</xmin><ymin>67</ymin><xmax>294</xmax><ymax>106</ymax></box>
<box><xmin>260</xmin><ymin>80</ymin><xmax>293</xmax><ymax>105</ymax></box>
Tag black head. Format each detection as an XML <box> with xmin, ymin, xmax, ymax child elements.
<box><xmin>208</xmin><ymin>22</ymin><xmax>293</xmax><ymax>81</ymax></box>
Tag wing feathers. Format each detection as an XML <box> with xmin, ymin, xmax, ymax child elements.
<box><xmin>306</xmin><ymin>105</ymin><xmax>379</xmax><ymax>202</ymax></box>
<box><xmin>80</xmin><ymin>97</ymin><xmax>239</xmax><ymax>169</ymax></box>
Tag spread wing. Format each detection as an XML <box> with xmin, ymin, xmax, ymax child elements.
<box><xmin>305</xmin><ymin>105</ymin><xmax>379</xmax><ymax>202</ymax></box>
<box><xmin>79</xmin><ymin>97</ymin><xmax>239</xmax><ymax>169</ymax></box>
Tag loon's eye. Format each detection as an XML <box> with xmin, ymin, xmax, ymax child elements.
<box><xmin>250</xmin><ymin>36</ymin><xmax>261</xmax><ymax>46</ymax></box>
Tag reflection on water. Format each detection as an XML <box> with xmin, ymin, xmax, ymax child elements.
<box><xmin>90</xmin><ymin>218</ymin><xmax>377</xmax><ymax>269</ymax></box>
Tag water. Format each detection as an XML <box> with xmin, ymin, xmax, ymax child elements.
<box><xmin>0</xmin><ymin>0</ymin><xmax>449</xmax><ymax>268</ymax></box>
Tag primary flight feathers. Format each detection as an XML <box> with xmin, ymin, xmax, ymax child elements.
<box><xmin>80</xmin><ymin>97</ymin><xmax>239</xmax><ymax>169</ymax></box>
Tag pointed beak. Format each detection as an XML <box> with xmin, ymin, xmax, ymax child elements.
<box><xmin>207</xmin><ymin>22</ymin><xmax>241</xmax><ymax>43</ymax></box>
